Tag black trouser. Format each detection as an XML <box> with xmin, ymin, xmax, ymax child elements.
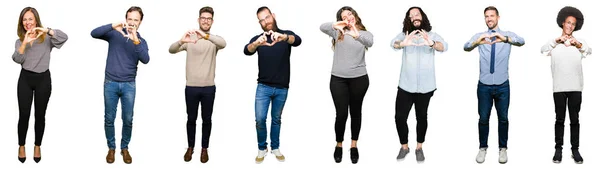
<box><xmin>185</xmin><ymin>86</ymin><xmax>216</xmax><ymax>149</ymax></box>
<box><xmin>395</xmin><ymin>87</ymin><xmax>434</xmax><ymax>144</ymax></box>
<box><xmin>18</xmin><ymin>69</ymin><xmax>52</xmax><ymax>146</ymax></box>
<box><xmin>330</xmin><ymin>75</ymin><xmax>369</xmax><ymax>142</ymax></box>
<box><xmin>553</xmin><ymin>92</ymin><xmax>581</xmax><ymax>150</ymax></box>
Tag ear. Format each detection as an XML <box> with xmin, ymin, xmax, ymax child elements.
<box><xmin>198</xmin><ymin>18</ymin><xmax>201</xmax><ymax>24</ymax></box>
<box><xmin>272</xmin><ymin>13</ymin><xmax>276</xmax><ymax>20</ymax></box>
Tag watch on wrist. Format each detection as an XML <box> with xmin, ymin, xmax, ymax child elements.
<box><xmin>47</xmin><ymin>27</ymin><xmax>52</xmax><ymax>35</ymax></box>
<box><xmin>504</xmin><ymin>36</ymin><xmax>509</xmax><ymax>43</ymax></box>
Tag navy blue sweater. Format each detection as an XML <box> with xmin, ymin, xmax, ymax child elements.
<box><xmin>244</xmin><ymin>29</ymin><xmax>301</xmax><ymax>88</ymax></box>
<box><xmin>91</xmin><ymin>24</ymin><xmax>150</xmax><ymax>82</ymax></box>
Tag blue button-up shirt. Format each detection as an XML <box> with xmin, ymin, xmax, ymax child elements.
<box><xmin>391</xmin><ymin>31</ymin><xmax>448</xmax><ymax>93</ymax></box>
<box><xmin>463</xmin><ymin>28</ymin><xmax>525</xmax><ymax>85</ymax></box>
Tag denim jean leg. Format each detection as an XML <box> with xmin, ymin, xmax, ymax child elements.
<box><xmin>255</xmin><ymin>84</ymin><xmax>271</xmax><ymax>150</ymax></box>
<box><xmin>495</xmin><ymin>81</ymin><xmax>510</xmax><ymax>148</ymax></box>
<box><xmin>477</xmin><ymin>82</ymin><xmax>493</xmax><ymax>148</ymax></box>
<box><xmin>104</xmin><ymin>80</ymin><xmax>120</xmax><ymax>149</ymax></box>
<box><xmin>270</xmin><ymin>88</ymin><xmax>288</xmax><ymax>150</ymax></box>
<box><xmin>120</xmin><ymin>82</ymin><xmax>136</xmax><ymax>149</ymax></box>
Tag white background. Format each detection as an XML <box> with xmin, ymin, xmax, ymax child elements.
<box><xmin>0</xmin><ymin>0</ymin><xmax>597</xmax><ymax>169</ymax></box>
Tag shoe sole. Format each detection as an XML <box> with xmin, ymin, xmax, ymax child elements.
<box><xmin>553</xmin><ymin>160</ymin><xmax>561</xmax><ymax>163</ymax></box>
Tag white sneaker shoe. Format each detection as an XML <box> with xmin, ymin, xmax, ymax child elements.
<box><xmin>255</xmin><ymin>149</ymin><xmax>268</xmax><ymax>164</ymax></box>
<box><xmin>476</xmin><ymin>148</ymin><xmax>487</xmax><ymax>163</ymax></box>
<box><xmin>499</xmin><ymin>148</ymin><xmax>508</xmax><ymax>164</ymax></box>
<box><xmin>271</xmin><ymin>149</ymin><xmax>285</xmax><ymax>162</ymax></box>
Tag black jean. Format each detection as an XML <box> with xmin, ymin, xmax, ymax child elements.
<box><xmin>185</xmin><ymin>86</ymin><xmax>216</xmax><ymax>148</ymax></box>
<box><xmin>330</xmin><ymin>75</ymin><xmax>369</xmax><ymax>142</ymax></box>
<box><xmin>395</xmin><ymin>87</ymin><xmax>434</xmax><ymax>144</ymax></box>
<box><xmin>553</xmin><ymin>92</ymin><xmax>581</xmax><ymax>150</ymax></box>
<box><xmin>18</xmin><ymin>69</ymin><xmax>52</xmax><ymax>146</ymax></box>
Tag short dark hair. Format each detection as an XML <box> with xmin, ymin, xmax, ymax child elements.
<box><xmin>200</xmin><ymin>6</ymin><xmax>214</xmax><ymax>17</ymax></box>
<box><xmin>126</xmin><ymin>6</ymin><xmax>144</xmax><ymax>21</ymax></box>
<box><xmin>484</xmin><ymin>6</ymin><xmax>499</xmax><ymax>16</ymax></box>
<box><xmin>256</xmin><ymin>6</ymin><xmax>271</xmax><ymax>14</ymax></box>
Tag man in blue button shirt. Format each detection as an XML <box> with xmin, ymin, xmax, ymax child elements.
<box><xmin>464</xmin><ymin>6</ymin><xmax>524</xmax><ymax>164</ymax></box>
<box><xmin>391</xmin><ymin>6</ymin><xmax>448</xmax><ymax>162</ymax></box>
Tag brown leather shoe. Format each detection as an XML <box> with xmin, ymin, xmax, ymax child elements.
<box><xmin>121</xmin><ymin>149</ymin><xmax>132</xmax><ymax>164</ymax></box>
<box><xmin>184</xmin><ymin>148</ymin><xmax>193</xmax><ymax>162</ymax></box>
<box><xmin>106</xmin><ymin>149</ymin><xmax>115</xmax><ymax>164</ymax></box>
<box><xmin>200</xmin><ymin>148</ymin><xmax>209</xmax><ymax>163</ymax></box>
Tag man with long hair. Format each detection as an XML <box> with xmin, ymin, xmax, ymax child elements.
<box><xmin>391</xmin><ymin>6</ymin><xmax>447</xmax><ymax>162</ymax></box>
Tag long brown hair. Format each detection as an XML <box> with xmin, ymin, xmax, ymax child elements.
<box><xmin>332</xmin><ymin>6</ymin><xmax>367</xmax><ymax>48</ymax></box>
<box><xmin>17</xmin><ymin>7</ymin><xmax>45</xmax><ymax>43</ymax></box>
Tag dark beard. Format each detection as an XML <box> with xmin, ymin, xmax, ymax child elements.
<box><xmin>408</xmin><ymin>20</ymin><xmax>423</xmax><ymax>33</ymax></box>
<box><xmin>261</xmin><ymin>19</ymin><xmax>279</xmax><ymax>32</ymax></box>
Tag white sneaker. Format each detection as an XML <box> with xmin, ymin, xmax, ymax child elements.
<box><xmin>476</xmin><ymin>148</ymin><xmax>487</xmax><ymax>163</ymax></box>
<box><xmin>271</xmin><ymin>149</ymin><xmax>285</xmax><ymax>162</ymax></box>
<box><xmin>499</xmin><ymin>148</ymin><xmax>508</xmax><ymax>164</ymax></box>
<box><xmin>255</xmin><ymin>149</ymin><xmax>268</xmax><ymax>164</ymax></box>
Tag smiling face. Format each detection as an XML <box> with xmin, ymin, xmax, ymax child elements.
<box><xmin>22</xmin><ymin>11</ymin><xmax>37</xmax><ymax>31</ymax></box>
<box><xmin>409</xmin><ymin>8</ymin><xmax>422</xmax><ymax>28</ymax></box>
<box><xmin>484</xmin><ymin>9</ymin><xmax>499</xmax><ymax>29</ymax></box>
<box><xmin>562</xmin><ymin>16</ymin><xmax>576</xmax><ymax>36</ymax></box>
<box><xmin>257</xmin><ymin>9</ymin><xmax>277</xmax><ymax>31</ymax></box>
<box><xmin>126</xmin><ymin>11</ymin><xmax>142</xmax><ymax>29</ymax></box>
<box><xmin>198</xmin><ymin>12</ymin><xmax>213</xmax><ymax>32</ymax></box>
<box><xmin>340</xmin><ymin>10</ymin><xmax>356</xmax><ymax>25</ymax></box>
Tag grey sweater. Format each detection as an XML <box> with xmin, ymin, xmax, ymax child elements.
<box><xmin>320</xmin><ymin>22</ymin><xmax>373</xmax><ymax>78</ymax></box>
<box><xmin>12</xmin><ymin>29</ymin><xmax>68</xmax><ymax>73</ymax></box>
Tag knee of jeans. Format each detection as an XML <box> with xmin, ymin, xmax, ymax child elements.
<box><xmin>272</xmin><ymin>119</ymin><xmax>281</xmax><ymax>125</ymax></box>
<box><xmin>478</xmin><ymin>118</ymin><xmax>490</xmax><ymax>125</ymax></box>
<box><xmin>123</xmin><ymin>116</ymin><xmax>133</xmax><ymax>126</ymax></box>
<box><xmin>104</xmin><ymin>118</ymin><xmax>115</xmax><ymax>125</ymax></box>
<box><xmin>255</xmin><ymin>119</ymin><xmax>266</xmax><ymax>128</ymax></box>
<box><xmin>498</xmin><ymin>117</ymin><xmax>508</xmax><ymax>124</ymax></box>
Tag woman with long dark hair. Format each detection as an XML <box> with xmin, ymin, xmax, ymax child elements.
<box><xmin>320</xmin><ymin>6</ymin><xmax>373</xmax><ymax>164</ymax></box>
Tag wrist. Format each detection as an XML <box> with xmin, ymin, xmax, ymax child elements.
<box><xmin>504</xmin><ymin>36</ymin><xmax>509</xmax><ymax>43</ymax></box>
<box><xmin>429</xmin><ymin>41</ymin><xmax>436</xmax><ymax>47</ymax></box>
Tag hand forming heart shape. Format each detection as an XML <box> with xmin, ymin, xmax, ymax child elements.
<box><xmin>396</xmin><ymin>29</ymin><xmax>434</xmax><ymax>47</ymax></box>
<box><xmin>180</xmin><ymin>29</ymin><xmax>207</xmax><ymax>44</ymax></box>
<box><xmin>253</xmin><ymin>30</ymin><xmax>287</xmax><ymax>47</ymax></box>
<box><xmin>24</xmin><ymin>27</ymin><xmax>44</xmax><ymax>45</ymax></box>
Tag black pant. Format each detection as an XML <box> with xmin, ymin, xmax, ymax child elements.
<box><xmin>185</xmin><ymin>86</ymin><xmax>216</xmax><ymax>149</ymax></box>
<box><xmin>330</xmin><ymin>75</ymin><xmax>369</xmax><ymax>142</ymax></box>
<box><xmin>395</xmin><ymin>87</ymin><xmax>434</xmax><ymax>144</ymax></box>
<box><xmin>17</xmin><ymin>69</ymin><xmax>52</xmax><ymax>146</ymax></box>
<box><xmin>553</xmin><ymin>92</ymin><xmax>581</xmax><ymax>150</ymax></box>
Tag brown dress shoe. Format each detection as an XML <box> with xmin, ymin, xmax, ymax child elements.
<box><xmin>106</xmin><ymin>149</ymin><xmax>115</xmax><ymax>163</ymax></box>
<box><xmin>121</xmin><ymin>149</ymin><xmax>132</xmax><ymax>164</ymax></box>
<box><xmin>184</xmin><ymin>148</ymin><xmax>193</xmax><ymax>162</ymax></box>
<box><xmin>200</xmin><ymin>148</ymin><xmax>209</xmax><ymax>163</ymax></box>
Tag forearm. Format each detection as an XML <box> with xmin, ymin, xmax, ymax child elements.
<box><xmin>246</xmin><ymin>42</ymin><xmax>258</xmax><ymax>54</ymax></box>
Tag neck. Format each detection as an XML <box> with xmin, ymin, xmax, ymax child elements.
<box><xmin>562</xmin><ymin>32</ymin><xmax>572</xmax><ymax>37</ymax></box>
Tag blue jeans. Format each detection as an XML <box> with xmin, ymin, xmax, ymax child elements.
<box><xmin>104</xmin><ymin>79</ymin><xmax>136</xmax><ymax>149</ymax></box>
<box><xmin>255</xmin><ymin>83</ymin><xmax>288</xmax><ymax>150</ymax></box>
<box><xmin>477</xmin><ymin>80</ymin><xmax>509</xmax><ymax>149</ymax></box>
